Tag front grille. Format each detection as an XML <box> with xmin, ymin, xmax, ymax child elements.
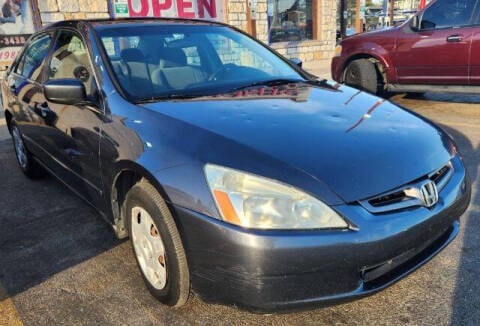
<box><xmin>431</xmin><ymin>162</ymin><xmax>453</xmax><ymax>190</ymax></box>
<box><xmin>369</xmin><ymin>190</ymin><xmax>408</xmax><ymax>207</ymax></box>
<box><xmin>359</xmin><ymin>161</ymin><xmax>453</xmax><ymax>214</ymax></box>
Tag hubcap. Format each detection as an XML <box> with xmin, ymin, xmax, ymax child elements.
<box><xmin>12</xmin><ymin>127</ymin><xmax>28</xmax><ymax>169</ymax></box>
<box><xmin>346</xmin><ymin>65</ymin><xmax>360</xmax><ymax>85</ymax></box>
<box><xmin>131</xmin><ymin>206</ymin><xmax>167</xmax><ymax>290</ymax></box>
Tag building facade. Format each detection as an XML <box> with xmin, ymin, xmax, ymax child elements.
<box><xmin>33</xmin><ymin>0</ymin><xmax>337</xmax><ymax>69</ymax></box>
<box><xmin>394</xmin><ymin>0</ymin><xmax>420</xmax><ymax>10</ymax></box>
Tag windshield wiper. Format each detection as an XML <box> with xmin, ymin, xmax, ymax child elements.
<box><xmin>136</xmin><ymin>93</ymin><xmax>206</xmax><ymax>103</ymax></box>
<box><xmin>231</xmin><ymin>78</ymin><xmax>305</xmax><ymax>91</ymax></box>
<box><xmin>136</xmin><ymin>79</ymin><xmax>305</xmax><ymax>103</ymax></box>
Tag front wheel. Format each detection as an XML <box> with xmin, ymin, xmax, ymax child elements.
<box><xmin>125</xmin><ymin>180</ymin><xmax>190</xmax><ymax>307</ymax></box>
<box><xmin>344</xmin><ymin>59</ymin><xmax>378</xmax><ymax>95</ymax></box>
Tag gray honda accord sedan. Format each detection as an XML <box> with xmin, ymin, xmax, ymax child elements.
<box><xmin>1</xmin><ymin>18</ymin><xmax>471</xmax><ymax>311</ymax></box>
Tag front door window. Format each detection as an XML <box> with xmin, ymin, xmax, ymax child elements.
<box><xmin>48</xmin><ymin>31</ymin><xmax>96</xmax><ymax>98</ymax></box>
<box><xmin>421</xmin><ymin>0</ymin><xmax>478</xmax><ymax>30</ymax></box>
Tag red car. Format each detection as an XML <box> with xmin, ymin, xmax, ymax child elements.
<box><xmin>332</xmin><ymin>0</ymin><xmax>480</xmax><ymax>95</ymax></box>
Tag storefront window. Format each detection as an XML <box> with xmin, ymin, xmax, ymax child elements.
<box><xmin>267</xmin><ymin>0</ymin><xmax>313</xmax><ymax>43</ymax></box>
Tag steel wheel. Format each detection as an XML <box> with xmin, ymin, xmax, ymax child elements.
<box><xmin>125</xmin><ymin>180</ymin><xmax>190</xmax><ymax>306</ymax></box>
<box><xmin>130</xmin><ymin>206</ymin><xmax>167</xmax><ymax>290</ymax></box>
<box><xmin>12</xmin><ymin>126</ymin><xmax>27</xmax><ymax>169</ymax></box>
<box><xmin>344</xmin><ymin>59</ymin><xmax>378</xmax><ymax>95</ymax></box>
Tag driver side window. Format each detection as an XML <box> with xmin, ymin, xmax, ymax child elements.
<box><xmin>48</xmin><ymin>30</ymin><xmax>96</xmax><ymax>97</ymax></box>
<box><xmin>421</xmin><ymin>0</ymin><xmax>477</xmax><ymax>30</ymax></box>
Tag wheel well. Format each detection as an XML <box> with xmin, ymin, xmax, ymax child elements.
<box><xmin>111</xmin><ymin>168</ymin><xmax>172</xmax><ymax>239</ymax></box>
<box><xmin>342</xmin><ymin>55</ymin><xmax>387</xmax><ymax>87</ymax></box>
<box><xmin>4</xmin><ymin>110</ymin><xmax>13</xmax><ymax>134</ymax></box>
<box><xmin>111</xmin><ymin>170</ymin><xmax>142</xmax><ymax>239</ymax></box>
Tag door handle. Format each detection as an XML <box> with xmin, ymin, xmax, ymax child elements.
<box><xmin>447</xmin><ymin>34</ymin><xmax>463</xmax><ymax>42</ymax></box>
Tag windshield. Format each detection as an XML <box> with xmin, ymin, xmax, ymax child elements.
<box><xmin>96</xmin><ymin>23</ymin><xmax>305</xmax><ymax>102</ymax></box>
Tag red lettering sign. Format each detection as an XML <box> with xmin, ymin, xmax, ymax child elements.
<box><xmin>152</xmin><ymin>0</ymin><xmax>172</xmax><ymax>16</ymax></box>
<box><xmin>124</xmin><ymin>0</ymin><xmax>221</xmax><ymax>20</ymax></box>
<box><xmin>198</xmin><ymin>0</ymin><xmax>216</xmax><ymax>18</ymax></box>
<box><xmin>176</xmin><ymin>0</ymin><xmax>195</xmax><ymax>18</ymax></box>
<box><xmin>128</xmin><ymin>0</ymin><xmax>149</xmax><ymax>16</ymax></box>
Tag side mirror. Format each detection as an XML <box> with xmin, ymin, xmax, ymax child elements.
<box><xmin>410</xmin><ymin>15</ymin><xmax>420</xmax><ymax>31</ymax></box>
<box><xmin>420</xmin><ymin>20</ymin><xmax>436</xmax><ymax>30</ymax></box>
<box><xmin>290</xmin><ymin>58</ymin><xmax>303</xmax><ymax>68</ymax></box>
<box><xmin>44</xmin><ymin>78</ymin><xmax>87</xmax><ymax>105</ymax></box>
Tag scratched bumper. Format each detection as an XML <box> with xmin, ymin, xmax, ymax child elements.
<box><xmin>172</xmin><ymin>157</ymin><xmax>470</xmax><ymax>312</ymax></box>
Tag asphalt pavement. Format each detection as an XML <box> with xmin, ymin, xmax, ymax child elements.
<box><xmin>0</xmin><ymin>93</ymin><xmax>479</xmax><ymax>325</ymax></box>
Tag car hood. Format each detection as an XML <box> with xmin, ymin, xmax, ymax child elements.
<box><xmin>343</xmin><ymin>26</ymin><xmax>399</xmax><ymax>42</ymax></box>
<box><xmin>141</xmin><ymin>82</ymin><xmax>454</xmax><ymax>203</ymax></box>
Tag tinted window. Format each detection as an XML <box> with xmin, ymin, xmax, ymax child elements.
<box><xmin>48</xmin><ymin>31</ymin><xmax>96</xmax><ymax>97</ymax></box>
<box><xmin>15</xmin><ymin>33</ymin><xmax>52</xmax><ymax>81</ymax></box>
<box><xmin>421</xmin><ymin>0</ymin><xmax>478</xmax><ymax>29</ymax></box>
<box><xmin>268</xmin><ymin>0</ymin><xmax>313</xmax><ymax>43</ymax></box>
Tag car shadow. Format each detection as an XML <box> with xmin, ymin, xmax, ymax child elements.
<box><xmin>404</xmin><ymin>92</ymin><xmax>480</xmax><ymax>104</ymax></box>
<box><xmin>0</xmin><ymin>134</ymin><xmax>124</xmax><ymax>299</ymax></box>
<box><xmin>440</xmin><ymin>124</ymin><xmax>480</xmax><ymax>324</ymax></box>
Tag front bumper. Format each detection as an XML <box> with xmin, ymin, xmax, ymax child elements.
<box><xmin>172</xmin><ymin>157</ymin><xmax>470</xmax><ymax>312</ymax></box>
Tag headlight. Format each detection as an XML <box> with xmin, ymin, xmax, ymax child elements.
<box><xmin>204</xmin><ymin>164</ymin><xmax>348</xmax><ymax>230</ymax></box>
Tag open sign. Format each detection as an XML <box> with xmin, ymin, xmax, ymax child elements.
<box><xmin>111</xmin><ymin>0</ymin><xmax>224</xmax><ymax>20</ymax></box>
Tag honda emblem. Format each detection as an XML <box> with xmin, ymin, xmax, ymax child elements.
<box><xmin>420</xmin><ymin>180</ymin><xmax>439</xmax><ymax>208</ymax></box>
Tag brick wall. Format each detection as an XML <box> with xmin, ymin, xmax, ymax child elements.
<box><xmin>226</xmin><ymin>0</ymin><xmax>248</xmax><ymax>32</ymax></box>
<box><xmin>268</xmin><ymin>0</ymin><xmax>336</xmax><ymax>67</ymax></box>
<box><xmin>226</xmin><ymin>0</ymin><xmax>268</xmax><ymax>43</ymax></box>
<box><xmin>39</xmin><ymin>0</ymin><xmax>110</xmax><ymax>25</ymax></box>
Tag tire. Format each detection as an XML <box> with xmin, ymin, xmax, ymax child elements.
<box><xmin>344</xmin><ymin>59</ymin><xmax>378</xmax><ymax>95</ymax></box>
<box><xmin>125</xmin><ymin>179</ymin><xmax>190</xmax><ymax>307</ymax></box>
<box><xmin>11</xmin><ymin>123</ymin><xmax>46</xmax><ymax>179</ymax></box>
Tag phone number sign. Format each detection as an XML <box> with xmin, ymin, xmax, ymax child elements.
<box><xmin>0</xmin><ymin>47</ymin><xmax>21</xmax><ymax>67</ymax></box>
<box><xmin>0</xmin><ymin>34</ymin><xmax>29</xmax><ymax>67</ymax></box>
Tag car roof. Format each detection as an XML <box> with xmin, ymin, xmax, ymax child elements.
<box><xmin>46</xmin><ymin>17</ymin><xmax>227</xmax><ymax>30</ymax></box>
